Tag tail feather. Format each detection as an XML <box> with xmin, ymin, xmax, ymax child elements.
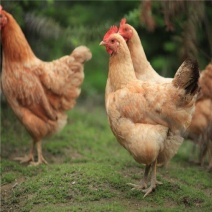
<box><xmin>173</xmin><ymin>59</ymin><xmax>200</xmax><ymax>95</ymax></box>
<box><xmin>58</xmin><ymin>46</ymin><xmax>91</xmax><ymax>110</ymax></box>
<box><xmin>71</xmin><ymin>46</ymin><xmax>92</xmax><ymax>63</ymax></box>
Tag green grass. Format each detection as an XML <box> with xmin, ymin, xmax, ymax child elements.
<box><xmin>1</xmin><ymin>102</ymin><xmax>212</xmax><ymax>212</ymax></box>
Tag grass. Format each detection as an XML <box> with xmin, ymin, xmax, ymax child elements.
<box><xmin>1</xmin><ymin>101</ymin><xmax>212</xmax><ymax>212</ymax></box>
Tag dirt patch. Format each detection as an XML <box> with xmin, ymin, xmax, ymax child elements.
<box><xmin>203</xmin><ymin>188</ymin><xmax>212</xmax><ymax>198</ymax></box>
<box><xmin>1</xmin><ymin>177</ymin><xmax>26</xmax><ymax>212</ymax></box>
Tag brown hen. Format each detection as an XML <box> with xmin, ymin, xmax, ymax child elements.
<box><xmin>0</xmin><ymin>6</ymin><xmax>92</xmax><ymax>165</ymax></box>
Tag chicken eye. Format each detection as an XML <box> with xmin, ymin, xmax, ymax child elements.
<box><xmin>111</xmin><ymin>39</ymin><xmax>115</xmax><ymax>43</ymax></box>
<box><xmin>124</xmin><ymin>28</ymin><xmax>128</xmax><ymax>31</ymax></box>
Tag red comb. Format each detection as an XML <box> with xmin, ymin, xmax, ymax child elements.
<box><xmin>0</xmin><ymin>5</ymin><xmax>2</xmax><ymax>11</ymax></box>
<box><xmin>103</xmin><ymin>25</ymin><xmax>118</xmax><ymax>40</ymax></box>
<box><xmin>120</xmin><ymin>18</ymin><xmax>127</xmax><ymax>26</ymax></box>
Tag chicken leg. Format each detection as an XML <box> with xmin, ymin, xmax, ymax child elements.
<box><xmin>14</xmin><ymin>139</ymin><xmax>47</xmax><ymax>166</ymax></box>
<box><xmin>142</xmin><ymin>160</ymin><xmax>158</xmax><ymax>197</ymax></box>
<box><xmin>128</xmin><ymin>160</ymin><xmax>162</xmax><ymax>197</ymax></box>
<box><xmin>127</xmin><ymin>164</ymin><xmax>151</xmax><ymax>190</ymax></box>
<box><xmin>30</xmin><ymin>140</ymin><xmax>48</xmax><ymax>166</ymax></box>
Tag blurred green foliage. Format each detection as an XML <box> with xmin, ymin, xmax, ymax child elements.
<box><xmin>1</xmin><ymin>0</ymin><xmax>212</xmax><ymax>97</ymax></box>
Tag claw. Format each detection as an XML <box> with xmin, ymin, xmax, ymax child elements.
<box><xmin>156</xmin><ymin>180</ymin><xmax>163</xmax><ymax>185</ymax></box>
<box><xmin>29</xmin><ymin>155</ymin><xmax>48</xmax><ymax>166</ymax></box>
<box><xmin>127</xmin><ymin>182</ymin><xmax>157</xmax><ymax>197</ymax></box>
<box><xmin>127</xmin><ymin>181</ymin><xmax>148</xmax><ymax>190</ymax></box>
<box><xmin>142</xmin><ymin>185</ymin><xmax>156</xmax><ymax>198</ymax></box>
<box><xmin>127</xmin><ymin>183</ymin><xmax>141</xmax><ymax>191</ymax></box>
<box><xmin>29</xmin><ymin>160</ymin><xmax>47</xmax><ymax>166</ymax></box>
<box><xmin>127</xmin><ymin>183</ymin><xmax>137</xmax><ymax>187</ymax></box>
<box><xmin>14</xmin><ymin>155</ymin><xmax>34</xmax><ymax>164</ymax></box>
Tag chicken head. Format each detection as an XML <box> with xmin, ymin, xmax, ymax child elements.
<box><xmin>118</xmin><ymin>18</ymin><xmax>133</xmax><ymax>41</ymax></box>
<box><xmin>100</xmin><ymin>26</ymin><xmax>118</xmax><ymax>55</ymax></box>
<box><xmin>0</xmin><ymin>6</ymin><xmax>8</xmax><ymax>30</ymax></box>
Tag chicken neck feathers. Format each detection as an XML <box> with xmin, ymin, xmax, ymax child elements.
<box><xmin>126</xmin><ymin>25</ymin><xmax>172</xmax><ymax>83</ymax></box>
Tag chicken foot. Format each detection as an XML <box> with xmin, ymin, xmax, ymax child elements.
<box><xmin>128</xmin><ymin>160</ymin><xmax>162</xmax><ymax>197</ymax></box>
<box><xmin>142</xmin><ymin>160</ymin><xmax>160</xmax><ymax>198</ymax></box>
<box><xmin>14</xmin><ymin>140</ymin><xmax>47</xmax><ymax>166</ymax></box>
<box><xmin>14</xmin><ymin>141</ymin><xmax>35</xmax><ymax>163</ymax></box>
<box><xmin>30</xmin><ymin>141</ymin><xmax>48</xmax><ymax>166</ymax></box>
<box><xmin>127</xmin><ymin>164</ymin><xmax>151</xmax><ymax>189</ymax></box>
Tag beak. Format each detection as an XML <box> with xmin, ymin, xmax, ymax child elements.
<box><xmin>99</xmin><ymin>41</ymin><xmax>106</xmax><ymax>46</ymax></box>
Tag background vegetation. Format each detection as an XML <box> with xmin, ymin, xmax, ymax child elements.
<box><xmin>1</xmin><ymin>0</ymin><xmax>212</xmax><ymax>211</ymax></box>
<box><xmin>1</xmin><ymin>0</ymin><xmax>212</xmax><ymax>100</ymax></box>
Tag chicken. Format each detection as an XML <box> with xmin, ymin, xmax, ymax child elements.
<box><xmin>118</xmin><ymin>18</ymin><xmax>212</xmax><ymax>170</ymax></box>
<box><xmin>118</xmin><ymin>18</ymin><xmax>171</xmax><ymax>83</ymax></box>
<box><xmin>187</xmin><ymin>62</ymin><xmax>212</xmax><ymax>171</ymax></box>
<box><xmin>100</xmin><ymin>29</ymin><xmax>199</xmax><ymax>197</ymax></box>
<box><xmin>0</xmin><ymin>6</ymin><xmax>92</xmax><ymax>165</ymax></box>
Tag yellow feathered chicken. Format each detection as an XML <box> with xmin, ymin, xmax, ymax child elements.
<box><xmin>100</xmin><ymin>27</ymin><xmax>199</xmax><ymax>197</ymax></box>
